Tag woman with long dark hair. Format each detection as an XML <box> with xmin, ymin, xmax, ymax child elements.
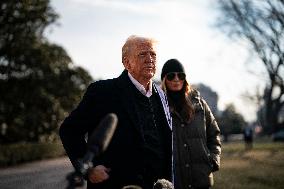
<box><xmin>161</xmin><ymin>59</ymin><xmax>221</xmax><ymax>189</ymax></box>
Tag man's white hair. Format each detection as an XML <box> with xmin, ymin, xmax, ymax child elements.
<box><xmin>122</xmin><ymin>35</ymin><xmax>157</xmax><ymax>63</ymax></box>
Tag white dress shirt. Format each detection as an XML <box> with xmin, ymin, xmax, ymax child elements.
<box><xmin>128</xmin><ymin>72</ymin><xmax>152</xmax><ymax>97</ymax></box>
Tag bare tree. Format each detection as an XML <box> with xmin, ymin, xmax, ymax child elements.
<box><xmin>215</xmin><ymin>0</ymin><xmax>284</xmax><ymax>133</ymax></box>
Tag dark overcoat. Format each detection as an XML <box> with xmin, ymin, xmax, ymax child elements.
<box><xmin>59</xmin><ymin>70</ymin><xmax>172</xmax><ymax>189</ymax></box>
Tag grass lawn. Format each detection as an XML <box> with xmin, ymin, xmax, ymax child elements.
<box><xmin>213</xmin><ymin>141</ymin><xmax>284</xmax><ymax>189</ymax></box>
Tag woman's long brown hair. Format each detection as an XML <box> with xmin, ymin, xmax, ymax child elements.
<box><xmin>161</xmin><ymin>77</ymin><xmax>195</xmax><ymax>122</ymax></box>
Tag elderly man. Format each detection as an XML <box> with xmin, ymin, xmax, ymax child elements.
<box><xmin>60</xmin><ymin>35</ymin><xmax>172</xmax><ymax>189</ymax></box>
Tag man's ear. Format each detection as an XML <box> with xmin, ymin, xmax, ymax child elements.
<box><xmin>123</xmin><ymin>57</ymin><xmax>130</xmax><ymax>70</ymax></box>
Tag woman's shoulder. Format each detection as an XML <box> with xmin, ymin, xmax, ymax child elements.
<box><xmin>190</xmin><ymin>88</ymin><xmax>209</xmax><ymax>103</ymax></box>
<box><xmin>189</xmin><ymin>88</ymin><xmax>211</xmax><ymax>112</ymax></box>
<box><xmin>189</xmin><ymin>88</ymin><xmax>201</xmax><ymax>100</ymax></box>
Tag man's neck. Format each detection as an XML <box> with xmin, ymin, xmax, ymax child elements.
<box><xmin>140</xmin><ymin>80</ymin><xmax>151</xmax><ymax>91</ymax></box>
<box><xmin>128</xmin><ymin>73</ymin><xmax>151</xmax><ymax>90</ymax></box>
<box><xmin>127</xmin><ymin>72</ymin><xmax>153</xmax><ymax>97</ymax></box>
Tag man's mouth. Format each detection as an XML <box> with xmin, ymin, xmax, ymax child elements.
<box><xmin>144</xmin><ymin>64</ymin><xmax>155</xmax><ymax>69</ymax></box>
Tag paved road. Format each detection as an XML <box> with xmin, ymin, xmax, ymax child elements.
<box><xmin>0</xmin><ymin>157</ymin><xmax>86</xmax><ymax>189</ymax></box>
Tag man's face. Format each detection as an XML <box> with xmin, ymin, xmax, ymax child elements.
<box><xmin>124</xmin><ymin>41</ymin><xmax>157</xmax><ymax>83</ymax></box>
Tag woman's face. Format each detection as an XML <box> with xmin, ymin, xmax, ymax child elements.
<box><xmin>165</xmin><ymin>72</ymin><xmax>185</xmax><ymax>92</ymax></box>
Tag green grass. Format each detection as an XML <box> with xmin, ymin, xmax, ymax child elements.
<box><xmin>213</xmin><ymin>141</ymin><xmax>284</xmax><ymax>189</ymax></box>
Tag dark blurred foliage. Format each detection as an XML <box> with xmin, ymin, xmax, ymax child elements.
<box><xmin>0</xmin><ymin>0</ymin><xmax>93</xmax><ymax>143</ymax></box>
<box><xmin>216</xmin><ymin>0</ymin><xmax>284</xmax><ymax>134</ymax></box>
<box><xmin>217</xmin><ymin>103</ymin><xmax>247</xmax><ymax>142</ymax></box>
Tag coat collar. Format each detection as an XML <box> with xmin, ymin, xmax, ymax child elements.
<box><xmin>116</xmin><ymin>70</ymin><xmax>144</xmax><ymax>139</ymax></box>
<box><xmin>115</xmin><ymin>70</ymin><xmax>172</xmax><ymax>133</ymax></box>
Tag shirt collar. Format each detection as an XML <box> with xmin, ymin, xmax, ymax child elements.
<box><xmin>128</xmin><ymin>72</ymin><xmax>152</xmax><ymax>97</ymax></box>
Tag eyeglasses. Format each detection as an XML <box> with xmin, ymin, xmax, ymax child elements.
<box><xmin>166</xmin><ymin>72</ymin><xmax>186</xmax><ymax>81</ymax></box>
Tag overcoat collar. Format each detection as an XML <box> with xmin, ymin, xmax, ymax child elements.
<box><xmin>115</xmin><ymin>70</ymin><xmax>172</xmax><ymax>136</ymax></box>
<box><xmin>115</xmin><ymin>70</ymin><xmax>144</xmax><ymax>140</ymax></box>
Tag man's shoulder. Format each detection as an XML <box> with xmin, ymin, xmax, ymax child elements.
<box><xmin>90</xmin><ymin>78</ymin><xmax>118</xmax><ymax>89</ymax></box>
<box><xmin>95</xmin><ymin>78</ymin><xmax>116</xmax><ymax>84</ymax></box>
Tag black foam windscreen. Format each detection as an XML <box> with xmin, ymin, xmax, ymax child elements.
<box><xmin>88</xmin><ymin>113</ymin><xmax>118</xmax><ymax>154</ymax></box>
<box><xmin>79</xmin><ymin>113</ymin><xmax>118</xmax><ymax>177</ymax></box>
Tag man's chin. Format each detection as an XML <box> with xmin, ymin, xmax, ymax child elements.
<box><xmin>145</xmin><ymin>72</ymin><xmax>155</xmax><ymax>80</ymax></box>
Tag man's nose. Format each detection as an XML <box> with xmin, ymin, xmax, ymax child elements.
<box><xmin>145</xmin><ymin>53</ymin><xmax>155</xmax><ymax>62</ymax></box>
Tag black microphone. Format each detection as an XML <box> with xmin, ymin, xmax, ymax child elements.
<box><xmin>78</xmin><ymin>113</ymin><xmax>118</xmax><ymax>177</ymax></box>
<box><xmin>153</xmin><ymin>179</ymin><xmax>174</xmax><ymax>189</ymax></box>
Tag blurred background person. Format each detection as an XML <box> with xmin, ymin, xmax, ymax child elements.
<box><xmin>161</xmin><ymin>59</ymin><xmax>221</xmax><ymax>189</ymax></box>
<box><xmin>243</xmin><ymin>125</ymin><xmax>254</xmax><ymax>150</ymax></box>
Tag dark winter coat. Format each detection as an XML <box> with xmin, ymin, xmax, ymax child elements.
<box><xmin>172</xmin><ymin>90</ymin><xmax>221</xmax><ymax>189</ymax></box>
<box><xmin>59</xmin><ymin>70</ymin><xmax>172</xmax><ymax>189</ymax></box>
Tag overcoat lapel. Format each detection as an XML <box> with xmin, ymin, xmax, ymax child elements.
<box><xmin>115</xmin><ymin>70</ymin><xmax>172</xmax><ymax>140</ymax></box>
<box><xmin>115</xmin><ymin>70</ymin><xmax>145</xmax><ymax>141</ymax></box>
<box><xmin>153</xmin><ymin>84</ymin><xmax>172</xmax><ymax>130</ymax></box>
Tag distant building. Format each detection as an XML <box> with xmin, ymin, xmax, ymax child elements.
<box><xmin>193</xmin><ymin>83</ymin><xmax>219</xmax><ymax>115</ymax></box>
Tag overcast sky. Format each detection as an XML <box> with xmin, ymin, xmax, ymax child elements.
<box><xmin>46</xmin><ymin>0</ymin><xmax>266</xmax><ymax>122</ymax></box>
